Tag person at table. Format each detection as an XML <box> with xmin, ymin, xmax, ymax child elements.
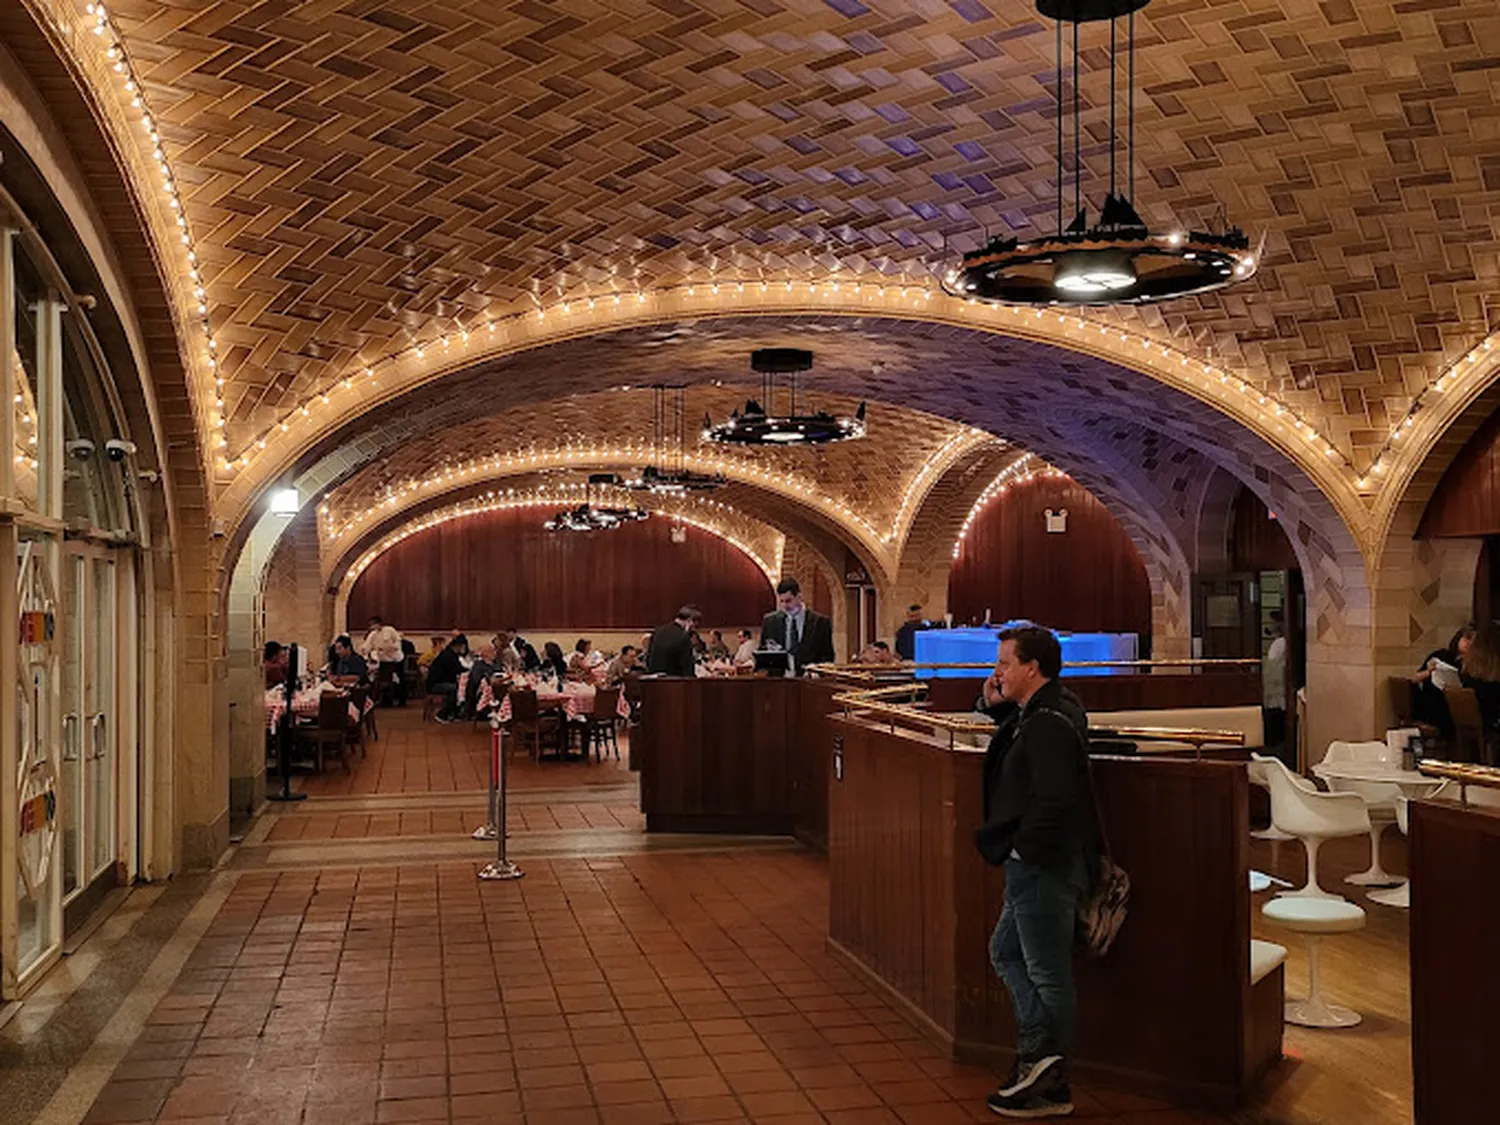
<box><xmin>760</xmin><ymin>576</ymin><xmax>835</xmax><ymax>674</ymax></box>
<box><xmin>540</xmin><ymin>641</ymin><xmax>569</xmax><ymax>684</ymax></box>
<box><xmin>1412</xmin><ymin>623</ymin><xmax>1475</xmax><ymax>739</ymax></box>
<box><xmin>463</xmin><ymin>642</ymin><xmax>497</xmax><ymax>717</ymax></box>
<box><xmin>328</xmin><ymin>635</ymin><xmax>369</xmax><ymax>685</ymax></box>
<box><xmin>858</xmin><ymin>640</ymin><xmax>898</xmax><ymax>665</ymax></box>
<box><xmin>361</xmin><ymin>616</ymin><xmax>406</xmax><ymax>706</ymax></box>
<box><xmin>647</xmin><ymin>606</ymin><xmax>700</xmax><ymax>677</ymax></box>
<box><xmin>493</xmin><ymin>631</ymin><xmax>523</xmax><ymax>675</ymax></box>
<box><xmin>426</xmin><ymin>634</ymin><xmax>467</xmax><ymax>722</ymax></box>
<box><xmin>974</xmin><ymin>625</ymin><xmax>1094</xmax><ymax>1119</ymax></box>
<box><xmin>733</xmin><ymin>629</ymin><xmax>757</xmax><ymax>669</ymax></box>
<box><xmin>894</xmin><ymin>603</ymin><xmax>928</xmax><ymax>661</ymax></box>
<box><xmin>690</xmin><ymin>630</ymin><xmax>708</xmax><ymax>665</ymax></box>
<box><xmin>263</xmin><ymin>641</ymin><xmax>291</xmax><ymax>689</ymax></box>
<box><xmin>418</xmin><ymin>635</ymin><xmax>447</xmax><ymax>671</ymax></box>
<box><xmin>1461</xmin><ymin>623</ymin><xmax>1500</xmax><ymax>763</ymax></box>
<box><xmin>605</xmin><ymin>644</ymin><xmax>639</xmax><ymax>687</ymax></box>
<box><xmin>706</xmin><ymin>630</ymin><xmax>731</xmax><ymax>661</ymax></box>
<box><xmin>568</xmin><ymin>638</ymin><xmax>603</xmax><ymax>680</ymax></box>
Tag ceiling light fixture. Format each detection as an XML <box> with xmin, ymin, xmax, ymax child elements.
<box><xmin>625</xmin><ymin>387</ymin><xmax>725</xmax><ymax>494</ymax></box>
<box><xmin>543</xmin><ymin>473</ymin><xmax>648</xmax><ymax>532</ymax></box>
<box><xmin>703</xmin><ymin>349</ymin><xmax>866</xmax><ymax>446</ymax></box>
<box><xmin>946</xmin><ymin>0</ymin><xmax>1257</xmax><ymax>307</ymax></box>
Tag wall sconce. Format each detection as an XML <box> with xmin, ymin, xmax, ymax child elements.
<box><xmin>1045</xmin><ymin>508</ymin><xmax>1068</xmax><ymax>534</ymax></box>
<box><xmin>270</xmin><ymin>488</ymin><xmax>300</xmax><ymax>516</ymax></box>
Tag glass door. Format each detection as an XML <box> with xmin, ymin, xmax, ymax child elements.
<box><xmin>59</xmin><ymin>543</ymin><xmax>117</xmax><ymax>903</ymax></box>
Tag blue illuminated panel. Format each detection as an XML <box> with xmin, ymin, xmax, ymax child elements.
<box><xmin>913</xmin><ymin>626</ymin><xmax>1138</xmax><ymax>677</ymax></box>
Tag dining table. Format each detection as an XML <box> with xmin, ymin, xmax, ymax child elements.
<box><xmin>264</xmin><ymin>686</ymin><xmax>366</xmax><ymax>733</ymax></box>
<box><xmin>1312</xmin><ymin>759</ymin><xmax>1449</xmax><ymax>885</ymax></box>
<box><xmin>491</xmin><ymin>682</ymin><xmax>630</xmax><ymax>724</ymax></box>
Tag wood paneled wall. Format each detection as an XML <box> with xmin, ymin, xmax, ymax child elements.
<box><xmin>347</xmin><ymin>508</ymin><xmax>773</xmax><ymax>631</ymax></box>
<box><xmin>947</xmin><ymin>476</ymin><xmax>1151</xmax><ymax>636</ymax></box>
<box><xmin>1420</xmin><ymin>405</ymin><xmax>1500</xmax><ymax>537</ymax></box>
<box><xmin>1229</xmin><ymin>485</ymin><xmax>1300</xmax><ymax>572</ymax></box>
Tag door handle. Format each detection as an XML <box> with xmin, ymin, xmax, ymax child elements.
<box><xmin>90</xmin><ymin>713</ymin><xmax>107</xmax><ymax>760</ymax></box>
<box><xmin>62</xmin><ymin>713</ymin><xmax>80</xmax><ymax>761</ymax></box>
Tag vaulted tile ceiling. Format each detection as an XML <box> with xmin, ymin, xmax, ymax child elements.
<box><xmin>111</xmin><ymin>0</ymin><xmax>1498</xmax><ymax>471</ymax></box>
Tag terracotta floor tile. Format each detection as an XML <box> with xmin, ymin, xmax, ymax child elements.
<box><xmin>808</xmin><ymin>1083</ymin><xmax>885</xmax><ymax>1112</ymax></box>
<box><xmin>590</xmin><ymin>1078</ymin><xmax>663</xmax><ymax>1105</ymax></box>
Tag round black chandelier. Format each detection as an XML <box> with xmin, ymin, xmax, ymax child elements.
<box><xmin>702</xmin><ymin>349</ymin><xmax>866</xmax><ymax>446</ymax></box>
<box><xmin>946</xmin><ymin>0</ymin><xmax>1257</xmax><ymax>307</ymax></box>
<box><xmin>543</xmin><ymin>473</ymin><xmax>648</xmax><ymax>532</ymax></box>
<box><xmin>625</xmin><ymin>387</ymin><xmax>726</xmax><ymax>494</ymax></box>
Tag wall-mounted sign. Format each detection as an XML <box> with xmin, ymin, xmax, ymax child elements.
<box><xmin>1044</xmin><ymin>508</ymin><xmax>1069</xmax><ymax>534</ymax></box>
<box><xmin>17</xmin><ymin>761</ymin><xmax>58</xmax><ymax>899</ymax></box>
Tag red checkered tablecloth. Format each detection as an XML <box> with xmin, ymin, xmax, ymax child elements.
<box><xmin>493</xmin><ymin>686</ymin><xmax>629</xmax><ymax>724</ymax></box>
<box><xmin>265</xmin><ymin>688</ymin><xmax>363</xmax><ymax>732</ymax></box>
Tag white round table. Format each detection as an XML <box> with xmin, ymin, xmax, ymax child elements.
<box><xmin>1311</xmin><ymin>761</ymin><xmax>1446</xmax><ymax>886</ymax></box>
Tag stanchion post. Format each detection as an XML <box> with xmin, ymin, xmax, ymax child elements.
<box><xmin>472</xmin><ymin>721</ymin><xmax>499</xmax><ymax>840</ymax></box>
<box><xmin>479</xmin><ymin>715</ymin><xmax>522</xmax><ymax>881</ymax></box>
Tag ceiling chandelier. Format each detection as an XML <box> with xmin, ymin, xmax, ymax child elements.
<box><xmin>625</xmin><ymin>386</ymin><xmax>725</xmax><ymax>494</ymax></box>
<box><xmin>543</xmin><ymin>473</ymin><xmax>648</xmax><ymax>532</ymax></box>
<box><xmin>946</xmin><ymin>0</ymin><xmax>1257</xmax><ymax>307</ymax></box>
<box><xmin>702</xmin><ymin>348</ymin><xmax>866</xmax><ymax>446</ymax></box>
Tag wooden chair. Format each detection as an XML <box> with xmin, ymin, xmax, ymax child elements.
<box><xmin>510</xmin><ymin>689</ymin><xmax>560</xmax><ymax>760</ymax></box>
<box><xmin>348</xmin><ymin>686</ymin><xmax>373</xmax><ymax>755</ymax></box>
<box><xmin>1388</xmin><ymin>676</ymin><xmax>1441</xmax><ymax>745</ymax></box>
<box><xmin>296</xmin><ymin>694</ymin><xmax>352</xmax><ymax>773</ymax></box>
<box><xmin>475</xmin><ymin>677</ymin><xmax>508</xmax><ymax>732</ymax></box>
<box><xmin>402</xmin><ymin>654</ymin><xmax>421</xmax><ymax>702</ymax></box>
<box><xmin>1442</xmin><ymin>687</ymin><xmax>1486</xmax><ymax>764</ymax></box>
<box><xmin>582</xmin><ymin>687</ymin><xmax>622</xmax><ymax>761</ymax></box>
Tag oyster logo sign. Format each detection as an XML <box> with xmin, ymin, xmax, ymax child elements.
<box><xmin>17</xmin><ymin>760</ymin><xmax>58</xmax><ymax>899</ymax></box>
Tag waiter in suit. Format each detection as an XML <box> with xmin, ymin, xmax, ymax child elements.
<box><xmin>646</xmin><ymin>605</ymin><xmax>700</xmax><ymax>677</ymax></box>
<box><xmin>761</xmin><ymin>577</ymin><xmax>835</xmax><ymax>674</ymax></box>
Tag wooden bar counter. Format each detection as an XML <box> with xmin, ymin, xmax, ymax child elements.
<box><xmin>828</xmin><ymin>713</ymin><xmax>1282</xmax><ymax>1108</ymax></box>
<box><xmin>634</xmin><ymin>675</ymin><xmax>837</xmax><ymax>847</ymax></box>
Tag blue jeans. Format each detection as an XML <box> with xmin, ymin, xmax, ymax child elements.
<box><xmin>990</xmin><ymin>852</ymin><xmax>1088</xmax><ymax>1062</ymax></box>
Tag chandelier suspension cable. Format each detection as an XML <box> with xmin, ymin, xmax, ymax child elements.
<box><xmin>1056</xmin><ymin>17</ymin><xmax>1063</xmax><ymax>237</ymax></box>
<box><xmin>1073</xmin><ymin>19</ymin><xmax>1081</xmax><ymax>226</ymax></box>
<box><xmin>1109</xmin><ymin>14</ymin><xmax>1117</xmax><ymax>201</ymax></box>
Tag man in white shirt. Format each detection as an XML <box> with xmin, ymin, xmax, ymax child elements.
<box><xmin>1262</xmin><ymin>610</ymin><xmax>1288</xmax><ymax>756</ymax></box>
<box><xmin>363</xmin><ymin>616</ymin><xmax>406</xmax><ymax>706</ymax></box>
<box><xmin>733</xmin><ymin>629</ymin><xmax>757</xmax><ymax>668</ymax></box>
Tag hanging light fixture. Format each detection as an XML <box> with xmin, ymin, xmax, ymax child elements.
<box><xmin>625</xmin><ymin>387</ymin><xmax>725</xmax><ymax>494</ymax></box>
<box><xmin>702</xmin><ymin>349</ymin><xmax>867</xmax><ymax>446</ymax></box>
<box><xmin>945</xmin><ymin>0</ymin><xmax>1257</xmax><ymax>307</ymax></box>
<box><xmin>544</xmin><ymin>473</ymin><xmax>649</xmax><ymax>532</ymax></box>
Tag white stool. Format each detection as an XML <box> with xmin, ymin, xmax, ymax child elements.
<box><xmin>1261</xmin><ymin>896</ymin><xmax>1366</xmax><ymax>1028</ymax></box>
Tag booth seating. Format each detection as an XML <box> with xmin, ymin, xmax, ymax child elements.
<box><xmin>1256</xmin><ymin>753</ymin><xmax>1370</xmax><ymax>899</ymax></box>
<box><xmin>1090</xmin><ymin>705</ymin><xmax>1263</xmax><ymax>754</ymax></box>
<box><xmin>1261</xmin><ymin>896</ymin><xmax>1367</xmax><ymax>1028</ymax></box>
<box><xmin>828</xmin><ymin>716</ymin><xmax>1285</xmax><ymax>1108</ymax></box>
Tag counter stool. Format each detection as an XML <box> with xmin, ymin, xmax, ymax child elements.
<box><xmin>1261</xmin><ymin>896</ymin><xmax>1366</xmax><ymax>1028</ymax></box>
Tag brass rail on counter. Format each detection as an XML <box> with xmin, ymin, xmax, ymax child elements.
<box><xmin>808</xmin><ymin>657</ymin><xmax>1260</xmax><ymax>686</ymax></box>
<box><xmin>1417</xmin><ymin>759</ymin><xmax>1500</xmax><ymax>807</ymax></box>
<box><xmin>830</xmin><ymin>682</ymin><xmax>1246</xmax><ymax>752</ymax></box>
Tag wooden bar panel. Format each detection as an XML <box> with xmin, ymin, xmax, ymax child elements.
<box><xmin>828</xmin><ymin>717</ymin><xmax>1268</xmax><ymax>1107</ymax></box>
<box><xmin>924</xmin><ymin>671</ymin><xmax>1261</xmax><ymax>716</ymax></box>
<box><xmin>1409</xmin><ymin>798</ymin><xmax>1500</xmax><ymax>1125</ymax></box>
<box><xmin>636</xmin><ymin>677</ymin><xmax>834</xmax><ymax>841</ymax></box>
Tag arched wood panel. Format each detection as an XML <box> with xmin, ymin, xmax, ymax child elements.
<box><xmin>1229</xmin><ymin>485</ymin><xmax>1300</xmax><ymax>573</ymax></box>
<box><xmin>1420</xmin><ymin>405</ymin><xmax>1500</xmax><ymax>538</ymax></box>
<box><xmin>947</xmin><ymin>476</ymin><xmax>1151</xmax><ymax>636</ymax></box>
<box><xmin>346</xmin><ymin>508</ymin><xmax>774</xmax><ymax>631</ymax></box>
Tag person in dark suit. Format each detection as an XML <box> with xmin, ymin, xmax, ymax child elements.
<box><xmin>760</xmin><ymin>576</ymin><xmax>835</xmax><ymax>674</ymax></box>
<box><xmin>646</xmin><ymin>606</ymin><xmax>701</xmax><ymax>677</ymax></box>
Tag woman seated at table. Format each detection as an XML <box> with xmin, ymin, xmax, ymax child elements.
<box><xmin>540</xmin><ymin>641</ymin><xmax>569</xmax><ymax>684</ymax></box>
<box><xmin>426</xmin><ymin>634</ymin><xmax>468</xmax><ymax>722</ymax></box>
<box><xmin>1413</xmin><ymin>624</ymin><xmax>1474</xmax><ymax>739</ymax></box>
<box><xmin>328</xmin><ymin>634</ymin><xmax>370</xmax><ymax>685</ymax></box>
<box><xmin>567</xmin><ymin>638</ymin><xmax>603</xmax><ymax>681</ymax></box>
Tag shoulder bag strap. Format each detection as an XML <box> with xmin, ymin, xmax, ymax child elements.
<box><xmin>1028</xmin><ymin>706</ymin><xmax>1113</xmax><ymax>860</ymax></box>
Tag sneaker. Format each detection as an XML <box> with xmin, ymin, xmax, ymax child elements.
<box><xmin>996</xmin><ymin>1054</ymin><xmax>1062</xmax><ymax>1098</ymax></box>
<box><xmin>987</xmin><ymin>1082</ymin><xmax>1073</xmax><ymax>1118</ymax></box>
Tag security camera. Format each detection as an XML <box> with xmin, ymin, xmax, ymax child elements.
<box><xmin>104</xmin><ymin>439</ymin><xmax>137</xmax><ymax>462</ymax></box>
<box><xmin>66</xmin><ymin>438</ymin><xmax>96</xmax><ymax>461</ymax></box>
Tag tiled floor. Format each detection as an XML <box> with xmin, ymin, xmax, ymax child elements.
<box><xmin>10</xmin><ymin>708</ymin><xmax>1412</xmax><ymax>1125</ymax></box>
<box><xmin>82</xmin><ymin>852</ymin><xmax>1235</xmax><ymax>1125</ymax></box>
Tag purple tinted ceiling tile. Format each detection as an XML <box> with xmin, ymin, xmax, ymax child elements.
<box><xmin>954</xmin><ymin>140</ymin><xmax>987</xmax><ymax>161</ymax></box>
<box><xmin>846</xmin><ymin>31</ymin><xmax>885</xmax><ymax>54</ymax></box>
<box><xmin>823</xmin><ymin>0</ymin><xmax>870</xmax><ymax>16</ymax></box>
<box><xmin>786</xmin><ymin>135</ymin><xmax>819</xmax><ymax>155</ymax></box>
<box><xmin>935</xmin><ymin>72</ymin><xmax>973</xmax><ymax>96</ymax></box>
<box><xmin>875</xmin><ymin>102</ymin><xmax>910</xmax><ymax>124</ymax></box>
<box><xmin>735</xmin><ymin>168</ymin><xmax>771</xmax><ymax>185</ymax></box>
<box><xmin>951</xmin><ymin>0</ymin><xmax>994</xmax><ymax>22</ymax></box>
<box><xmin>911</xmin><ymin>200</ymin><xmax>941</xmax><ymax>220</ymax></box>
<box><xmin>834</xmin><ymin>167</ymin><xmax>868</xmax><ymax>185</ymax></box>
<box><xmin>931</xmin><ymin>171</ymin><xmax>962</xmax><ymax>190</ymax></box>
<box><xmin>886</xmin><ymin>136</ymin><xmax>921</xmax><ymax>157</ymax></box>
<box><xmin>788</xmin><ymin>196</ymin><xmax>817</xmax><ymax>213</ymax></box>
<box><xmin>961</xmin><ymin>173</ymin><xmax>994</xmax><ymax>193</ymax></box>
<box><xmin>765</xmin><ymin>102</ymin><xmax>800</xmax><ymax>122</ymax></box>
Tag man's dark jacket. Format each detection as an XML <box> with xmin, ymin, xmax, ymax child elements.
<box><xmin>975</xmin><ymin>678</ymin><xmax>1095</xmax><ymax>874</ymax></box>
<box><xmin>646</xmin><ymin>621</ymin><xmax>696</xmax><ymax>677</ymax></box>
